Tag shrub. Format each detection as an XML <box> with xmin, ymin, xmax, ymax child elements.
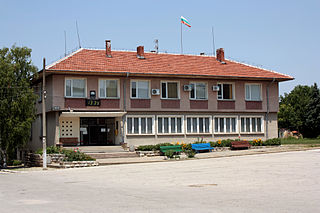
<box><xmin>184</xmin><ymin>150</ymin><xmax>196</xmax><ymax>158</ymax></box>
<box><xmin>61</xmin><ymin>149</ymin><xmax>95</xmax><ymax>161</ymax></box>
<box><xmin>35</xmin><ymin>145</ymin><xmax>61</xmax><ymax>155</ymax></box>
<box><xmin>263</xmin><ymin>138</ymin><xmax>281</xmax><ymax>146</ymax></box>
<box><xmin>12</xmin><ymin>160</ymin><xmax>22</xmax><ymax>166</ymax></box>
<box><xmin>136</xmin><ymin>145</ymin><xmax>156</xmax><ymax>151</ymax></box>
<box><xmin>164</xmin><ymin>150</ymin><xmax>175</xmax><ymax>159</ymax></box>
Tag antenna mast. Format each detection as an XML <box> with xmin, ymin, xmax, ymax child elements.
<box><xmin>212</xmin><ymin>26</ymin><xmax>216</xmax><ymax>56</ymax></box>
<box><xmin>154</xmin><ymin>39</ymin><xmax>159</xmax><ymax>53</ymax></box>
<box><xmin>64</xmin><ymin>30</ymin><xmax>67</xmax><ymax>56</ymax></box>
<box><xmin>76</xmin><ymin>20</ymin><xmax>81</xmax><ymax>48</ymax></box>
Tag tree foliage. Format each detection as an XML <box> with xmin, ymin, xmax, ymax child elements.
<box><xmin>0</xmin><ymin>46</ymin><xmax>38</xmax><ymax>168</ymax></box>
<box><xmin>278</xmin><ymin>84</ymin><xmax>320</xmax><ymax>138</ymax></box>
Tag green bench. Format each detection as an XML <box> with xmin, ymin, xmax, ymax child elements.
<box><xmin>160</xmin><ymin>145</ymin><xmax>182</xmax><ymax>155</ymax></box>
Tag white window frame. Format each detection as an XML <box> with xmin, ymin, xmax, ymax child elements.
<box><xmin>130</xmin><ymin>80</ymin><xmax>151</xmax><ymax>99</ymax></box>
<box><xmin>157</xmin><ymin>115</ymin><xmax>184</xmax><ymax>135</ymax></box>
<box><xmin>186</xmin><ymin>115</ymin><xmax>212</xmax><ymax>134</ymax></box>
<box><xmin>189</xmin><ymin>82</ymin><xmax>208</xmax><ymax>100</ymax></box>
<box><xmin>160</xmin><ymin>81</ymin><xmax>180</xmax><ymax>100</ymax></box>
<box><xmin>65</xmin><ymin>78</ymin><xmax>87</xmax><ymax>98</ymax></box>
<box><xmin>245</xmin><ymin>83</ymin><xmax>262</xmax><ymax>101</ymax></box>
<box><xmin>213</xmin><ymin>116</ymin><xmax>238</xmax><ymax>134</ymax></box>
<box><xmin>217</xmin><ymin>82</ymin><xmax>235</xmax><ymax>100</ymax></box>
<box><xmin>240</xmin><ymin>116</ymin><xmax>264</xmax><ymax>134</ymax></box>
<box><xmin>98</xmin><ymin>78</ymin><xmax>120</xmax><ymax>99</ymax></box>
<box><xmin>126</xmin><ymin>115</ymin><xmax>155</xmax><ymax>135</ymax></box>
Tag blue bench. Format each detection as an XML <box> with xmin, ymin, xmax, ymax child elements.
<box><xmin>192</xmin><ymin>143</ymin><xmax>214</xmax><ymax>153</ymax></box>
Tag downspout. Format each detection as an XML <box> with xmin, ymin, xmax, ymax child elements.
<box><xmin>266</xmin><ymin>78</ymin><xmax>276</xmax><ymax>140</ymax></box>
<box><xmin>121</xmin><ymin>72</ymin><xmax>129</xmax><ymax>144</ymax></box>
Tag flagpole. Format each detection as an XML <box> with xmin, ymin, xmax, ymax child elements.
<box><xmin>181</xmin><ymin>21</ymin><xmax>183</xmax><ymax>54</ymax></box>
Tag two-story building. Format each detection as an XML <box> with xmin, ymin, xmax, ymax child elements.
<box><xmin>30</xmin><ymin>40</ymin><xmax>293</xmax><ymax>150</ymax></box>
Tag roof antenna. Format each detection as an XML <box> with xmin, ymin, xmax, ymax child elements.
<box><xmin>212</xmin><ymin>26</ymin><xmax>216</xmax><ymax>56</ymax></box>
<box><xmin>64</xmin><ymin>30</ymin><xmax>67</xmax><ymax>56</ymax></box>
<box><xmin>76</xmin><ymin>20</ymin><xmax>81</xmax><ymax>48</ymax></box>
<box><xmin>154</xmin><ymin>39</ymin><xmax>159</xmax><ymax>53</ymax></box>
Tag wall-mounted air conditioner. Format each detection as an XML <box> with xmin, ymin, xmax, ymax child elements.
<box><xmin>151</xmin><ymin>89</ymin><xmax>160</xmax><ymax>95</ymax></box>
<box><xmin>212</xmin><ymin>85</ymin><xmax>220</xmax><ymax>91</ymax></box>
<box><xmin>183</xmin><ymin>85</ymin><xmax>192</xmax><ymax>91</ymax></box>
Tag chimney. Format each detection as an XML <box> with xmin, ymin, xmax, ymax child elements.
<box><xmin>137</xmin><ymin>46</ymin><xmax>145</xmax><ymax>59</ymax></box>
<box><xmin>105</xmin><ymin>40</ymin><xmax>112</xmax><ymax>57</ymax></box>
<box><xmin>216</xmin><ymin>48</ymin><xmax>225</xmax><ymax>62</ymax></box>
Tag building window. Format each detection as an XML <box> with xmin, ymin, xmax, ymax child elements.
<box><xmin>131</xmin><ymin>80</ymin><xmax>150</xmax><ymax>99</ymax></box>
<box><xmin>65</xmin><ymin>79</ymin><xmax>86</xmax><ymax>98</ymax></box>
<box><xmin>161</xmin><ymin>82</ymin><xmax>179</xmax><ymax>99</ymax></box>
<box><xmin>190</xmin><ymin>82</ymin><xmax>207</xmax><ymax>100</ymax></box>
<box><xmin>218</xmin><ymin>83</ymin><xmax>234</xmax><ymax>100</ymax></box>
<box><xmin>245</xmin><ymin>84</ymin><xmax>261</xmax><ymax>101</ymax></box>
<box><xmin>127</xmin><ymin>116</ymin><xmax>154</xmax><ymax>134</ymax></box>
<box><xmin>99</xmin><ymin>79</ymin><xmax>119</xmax><ymax>98</ymax></box>
<box><xmin>214</xmin><ymin>117</ymin><xmax>237</xmax><ymax>133</ymax></box>
<box><xmin>186</xmin><ymin>116</ymin><xmax>211</xmax><ymax>134</ymax></box>
<box><xmin>158</xmin><ymin>116</ymin><xmax>183</xmax><ymax>134</ymax></box>
<box><xmin>240</xmin><ymin>117</ymin><xmax>263</xmax><ymax>133</ymax></box>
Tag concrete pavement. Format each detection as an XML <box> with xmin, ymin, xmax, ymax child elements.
<box><xmin>1</xmin><ymin>149</ymin><xmax>320</xmax><ymax>213</ymax></box>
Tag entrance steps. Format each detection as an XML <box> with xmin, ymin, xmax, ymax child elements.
<box><xmin>66</xmin><ymin>146</ymin><xmax>138</xmax><ymax>159</ymax></box>
<box><xmin>86</xmin><ymin>152</ymin><xmax>138</xmax><ymax>159</ymax></box>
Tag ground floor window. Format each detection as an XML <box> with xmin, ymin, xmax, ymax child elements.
<box><xmin>127</xmin><ymin>116</ymin><xmax>154</xmax><ymax>134</ymax></box>
<box><xmin>186</xmin><ymin>116</ymin><xmax>211</xmax><ymax>134</ymax></box>
<box><xmin>214</xmin><ymin>117</ymin><xmax>237</xmax><ymax>133</ymax></box>
<box><xmin>158</xmin><ymin>116</ymin><xmax>183</xmax><ymax>134</ymax></box>
<box><xmin>240</xmin><ymin>117</ymin><xmax>263</xmax><ymax>133</ymax></box>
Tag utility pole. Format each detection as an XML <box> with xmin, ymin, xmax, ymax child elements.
<box><xmin>42</xmin><ymin>58</ymin><xmax>47</xmax><ymax>170</ymax></box>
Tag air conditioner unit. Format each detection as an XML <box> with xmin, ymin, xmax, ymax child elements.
<box><xmin>212</xmin><ymin>85</ymin><xmax>220</xmax><ymax>91</ymax></box>
<box><xmin>151</xmin><ymin>89</ymin><xmax>160</xmax><ymax>95</ymax></box>
<box><xmin>183</xmin><ymin>85</ymin><xmax>192</xmax><ymax>91</ymax></box>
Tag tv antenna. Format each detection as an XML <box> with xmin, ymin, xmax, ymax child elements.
<box><xmin>212</xmin><ymin>26</ymin><xmax>216</xmax><ymax>56</ymax></box>
<box><xmin>154</xmin><ymin>39</ymin><xmax>159</xmax><ymax>53</ymax></box>
<box><xmin>64</xmin><ymin>30</ymin><xmax>67</xmax><ymax>56</ymax></box>
<box><xmin>76</xmin><ymin>20</ymin><xmax>81</xmax><ymax>48</ymax></box>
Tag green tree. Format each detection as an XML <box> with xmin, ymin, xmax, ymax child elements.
<box><xmin>278</xmin><ymin>85</ymin><xmax>312</xmax><ymax>135</ymax></box>
<box><xmin>305</xmin><ymin>83</ymin><xmax>320</xmax><ymax>138</ymax></box>
<box><xmin>0</xmin><ymin>46</ymin><xmax>38</xmax><ymax>168</ymax></box>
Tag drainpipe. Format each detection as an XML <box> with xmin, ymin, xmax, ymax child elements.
<box><xmin>266</xmin><ymin>78</ymin><xmax>276</xmax><ymax>140</ymax></box>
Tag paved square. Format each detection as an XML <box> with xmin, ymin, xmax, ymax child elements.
<box><xmin>1</xmin><ymin>150</ymin><xmax>319</xmax><ymax>213</ymax></box>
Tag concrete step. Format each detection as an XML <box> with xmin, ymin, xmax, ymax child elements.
<box><xmin>87</xmin><ymin>152</ymin><xmax>138</xmax><ymax>159</ymax></box>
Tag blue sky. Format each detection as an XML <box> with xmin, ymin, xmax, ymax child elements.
<box><xmin>1</xmin><ymin>0</ymin><xmax>319</xmax><ymax>95</ymax></box>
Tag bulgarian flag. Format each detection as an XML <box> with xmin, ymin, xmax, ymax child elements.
<box><xmin>181</xmin><ymin>16</ymin><xmax>191</xmax><ymax>27</ymax></box>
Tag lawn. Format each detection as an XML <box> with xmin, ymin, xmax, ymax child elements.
<box><xmin>281</xmin><ymin>138</ymin><xmax>320</xmax><ymax>145</ymax></box>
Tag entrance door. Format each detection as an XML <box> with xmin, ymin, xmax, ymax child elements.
<box><xmin>80</xmin><ymin>117</ymin><xmax>115</xmax><ymax>146</ymax></box>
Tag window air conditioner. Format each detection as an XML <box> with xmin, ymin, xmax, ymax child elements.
<box><xmin>212</xmin><ymin>85</ymin><xmax>220</xmax><ymax>91</ymax></box>
<box><xmin>151</xmin><ymin>89</ymin><xmax>160</xmax><ymax>95</ymax></box>
<box><xmin>183</xmin><ymin>85</ymin><xmax>192</xmax><ymax>91</ymax></box>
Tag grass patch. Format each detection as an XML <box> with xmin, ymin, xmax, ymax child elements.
<box><xmin>281</xmin><ymin>138</ymin><xmax>320</xmax><ymax>145</ymax></box>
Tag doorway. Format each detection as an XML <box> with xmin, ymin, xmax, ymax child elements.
<box><xmin>80</xmin><ymin>117</ymin><xmax>115</xmax><ymax>146</ymax></box>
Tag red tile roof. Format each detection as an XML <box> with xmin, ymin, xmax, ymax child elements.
<box><xmin>47</xmin><ymin>48</ymin><xmax>293</xmax><ymax>81</ymax></box>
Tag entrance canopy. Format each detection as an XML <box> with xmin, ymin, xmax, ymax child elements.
<box><xmin>60</xmin><ymin>111</ymin><xmax>126</xmax><ymax>118</ymax></box>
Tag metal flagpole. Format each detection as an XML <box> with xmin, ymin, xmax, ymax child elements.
<box><xmin>42</xmin><ymin>58</ymin><xmax>47</xmax><ymax>170</ymax></box>
<box><xmin>212</xmin><ymin>26</ymin><xmax>216</xmax><ymax>56</ymax></box>
<box><xmin>181</xmin><ymin>21</ymin><xmax>183</xmax><ymax>54</ymax></box>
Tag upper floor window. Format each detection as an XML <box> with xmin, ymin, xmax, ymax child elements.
<box><xmin>99</xmin><ymin>79</ymin><xmax>119</xmax><ymax>98</ymax></box>
<box><xmin>131</xmin><ymin>80</ymin><xmax>150</xmax><ymax>99</ymax></box>
<box><xmin>190</xmin><ymin>82</ymin><xmax>207</xmax><ymax>100</ymax></box>
<box><xmin>218</xmin><ymin>83</ymin><xmax>234</xmax><ymax>100</ymax></box>
<box><xmin>65</xmin><ymin>78</ymin><xmax>86</xmax><ymax>98</ymax></box>
<box><xmin>161</xmin><ymin>81</ymin><xmax>179</xmax><ymax>99</ymax></box>
<box><xmin>245</xmin><ymin>84</ymin><xmax>261</xmax><ymax>101</ymax></box>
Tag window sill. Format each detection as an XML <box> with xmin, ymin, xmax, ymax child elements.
<box><xmin>99</xmin><ymin>97</ymin><xmax>120</xmax><ymax>99</ymax></box>
<box><xmin>217</xmin><ymin>99</ymin><xmax>235</xmax><ymax>101</ymax></box>
<box><xmin>190</xmin><ymin>99</ymin><xmax>208</xmax><ymax>101</ymax></box>
<box><xmin>130</xmin><ymin>98</ymin><xmax>151</xmax><ymax>100</ymax></box>
<box><xmin>65</xmin><ymin>97</ymin><xmax>87</xmax><ymax>99</ymax></box>
<box><xmin>186</xmin><ymin>133</ymin><xmax>212</xmax><ymax>135</ymax></box>
<box><xmin>245</xmin><ymin>100</ymin><xmax>262</xmax><ymax>102</ymax></box>
<box><xmin>160</xmin><ymin>98</ymin><xmax>180</xmax><ymax>100</ymax></box>
<box><xmin>214</xmin><ymin>132</ymin><xmax>239</xmax><ymax>135</ymax></box>
<box><xmin>127</xmin><ymin>133</ymin><xmax>155</xmax><ymax>136</ymax></box>
<box><xmin>240</xmin><ymin>132</ymin><xmax>264</xmax><ymax>135</ymax></box>
<box><xmin>157</xmin><ymin>133</ymin><xmax>184</xmax><ymax>136</ymax></box>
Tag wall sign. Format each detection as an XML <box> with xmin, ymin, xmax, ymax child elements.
<box><xmin>86</xmin><ymin>99</ymin><xmax>100</xmax><ymax>106</ymax></box>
